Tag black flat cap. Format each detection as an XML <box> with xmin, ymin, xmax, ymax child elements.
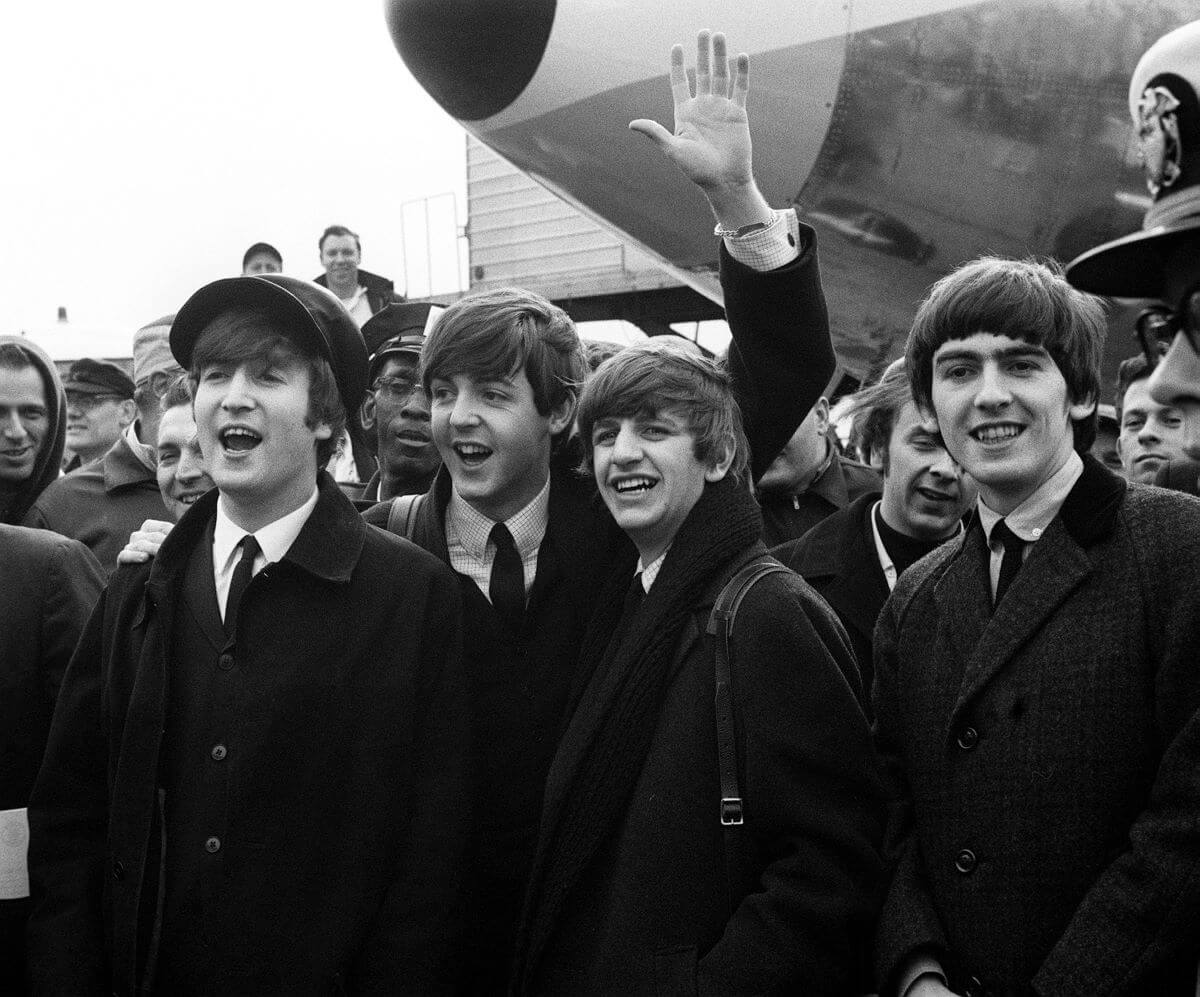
<box><xmin>63</xmin><ymin>358</ymin><xmax>135</xmax><ymax>398</ymax></box>
<box><xmin>170</xmin><ymin>275</ymin><xmax>368</xmax><ymax>412</ymax></box>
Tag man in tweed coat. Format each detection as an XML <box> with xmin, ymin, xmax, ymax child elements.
<box><xmin>873</xmin><ymin>257</ymin><xmax>1200</xmax><ymax>997</ymax></box>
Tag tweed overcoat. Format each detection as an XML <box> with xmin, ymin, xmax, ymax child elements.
<box><xmin>873</xmin><ymin>456</ymin><xmax>1200</xmax><ymax>996</ymax></box>
<box><xmin>26</xmin><ymin>474</ymin><xmax>470</xmax><ymax>995</ymax></box>
<box><xmin>519</xmin><ymin>546</ymin><xmax>886</xmax><ymax>996</ymax></box>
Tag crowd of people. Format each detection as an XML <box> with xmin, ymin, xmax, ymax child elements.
<box><xmin>3</xmin><ymin>23</ymin><xmax>1200</xmax><ymax>997</ymax></box>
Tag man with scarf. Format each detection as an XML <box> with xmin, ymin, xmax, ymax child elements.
<box><xmin>511</xmin><ymin>341</ymin><xmax>885</xmax><ymax>996</ymax></box>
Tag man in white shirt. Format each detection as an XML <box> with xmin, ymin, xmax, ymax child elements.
<box><xmin>28</xmin><ymin>274</ymin><xmax>470</xmax><ymax>995</ymax></box>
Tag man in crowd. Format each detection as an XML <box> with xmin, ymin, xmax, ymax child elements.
<box><xmin>874</xmin><ymin>256</ymin><xmax>1200</xmax><ymax>996</ymax></box>
<box><xmin>28</xmin><ymin>274</ymin><xmax>470</xmax><ymax>994</ymax></box>
<box><xmin>23</xmin><ymin>320</ymin><xmax>176</xmax><ymax>570</ymax></box>
<box><xmin>1111</xmin><ymin>353</ymin><xmax>1189</xmax><ymax>484</ymax></box>
<box><xmin>62</xmin><ymin>358</ymin><xmax>137</xmax><ymax>471</ymax></box>
<box><xmin>367</xmin><ymin>31</ymin><xmax>838</xmax><ymax>991</ymax></box>
<box><xmin>355</xmin><ymin>303</ymin><xmax>442</xmax><ymax>503</ymax></box>
<box><xmin>0</xmin><ymin>337</ymin><xmax>64</xmax><ymax>526</ymax></box>
<box><xmin>154</xmin><ymin>375</ymin><xmax>215</xmax><ymax>520</ymax></box>
<box><xmin>314</xmin><ymin>224</ymin><xmax>402</xmax><ymax>328</ymax></box>
<box><xmin>241</xmin><ymin>241</ymin><xmax>282</xmax><ymax>275</ymax></box>
<box><xmin>756</xmin><ymin>395</ymin><xmax>880</xmax><ymax>545</ymax></box>
<box><xmin>512</xmin><ymin>341</ymin><xmax>883</xmax><ymax>995</ymax></box>
<box><xmin>774</xmin><ymin>359</ymin><xmax>974</xmax><ymax>697</ymax></box>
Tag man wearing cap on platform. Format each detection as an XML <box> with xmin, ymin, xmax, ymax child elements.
<box><xmin>354</xmin><ymin>302</ymin><xmax>443</xmax><ymax>507</ymax></box>
<box><xmin>27</xmin><ymin>274</ymin><xmax>470</xmax><ymax>995</ymax></box>
<box><xmin>62</xmin><ymin>358</ymin><xmax>137</xmax><ymax>472</ymax></box>
<box><xmin>23</xmin><ymin>322</ymin><xmax>174</xmax><ymax>571</ymax></box>
<box><xmin>241</xmin><ymin>241</ymin><xmax>282</xmax><ymax>276</ymax></box>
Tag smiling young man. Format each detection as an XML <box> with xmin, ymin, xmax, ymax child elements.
<box><xmin>511</xmin><ymin>341</ymin><xmax>883</xmax><ymax>996</ymax></box>
<box><xmin>0</xmin><ymin>338</ymin><xmax>64</xmax><ymax>526</ymax></box>
<box><xmin>872</xmin><ymin>257</ymin><xmax>1200</xmax><ymax>997</ymax></box>
<box><xmin>154</xmin><ymin>375</ymin><xmax>214</xmax><ymax>520</ymax></box>
<box><xmin>365</xmin><ymin>32</ymin><xmax>841</xmax><ymax>993</ymax></box>
<box><xmin>27</xmin><ymin>274</ymin><xmax>469</xmax><ymax>995</ymax></box>
<box><xmin>773</xmin><ymin>360</ymin><xmax>974</xmax><ymax>697</ymax></box>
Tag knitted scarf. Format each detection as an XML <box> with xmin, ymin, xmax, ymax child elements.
<box><xmin>511</xmin><ymin>474</ymin><xmax>763</xmax><ymax>992</ymax></box>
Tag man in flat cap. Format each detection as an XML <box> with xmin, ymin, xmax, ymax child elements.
<box><xmin>24</xmin><ymin>323</ymin><xmax>175</xmax><ymax>571</ymax></box>
<box><xmin>27</xmin><ymin>275</ymin><xmax>470</xmax><ymax>995</ymax></box>
<box><xmin>62</xmin><ymin>358</ymin><xmax>136</xmax><ymax>472</ymax></box>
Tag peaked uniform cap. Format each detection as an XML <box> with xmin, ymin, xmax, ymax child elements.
<box><xmin>1068</xmin><ymin>20</ymin><xmax>1200</xmax><ymax>298</ymax></box>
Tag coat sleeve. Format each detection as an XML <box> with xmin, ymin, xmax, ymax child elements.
<box><xmin>26</xmin><ymin>584</ymin><xmax>113</xmax><ymax>994</ymax></box>
<box><xmin>871</xmin><ymin>590</ymin><xmax>951</xmax><ymax>995</ymax></box>
<box><xmin>1031</xmin><ymin>509</ymin><xmax>1200</xmax><ymax>997</ymax></box>
<box><xmin>696</xmin><ymin>576</ymin><xmax>885</xmax><ymax>997</ymax></box>
<box><xmin>720</xmin><ymin>216</ymin><xmax>835</xmax><ymax>484</ymax></box>
<box><xmin>38</xmin><ymin>537</ymin><xmax>105</xmax><ymax>706</ymax></box>
<box><xmin>348</xmin><ymin>563</ymin><xmax>471</xmax><ymax>995</ymax></box>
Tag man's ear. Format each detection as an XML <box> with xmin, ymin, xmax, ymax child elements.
<box><xmin>547</xmin><ymin>392</ymin><xmax>576</xmax><ymax>436</ymax></box>
<box><xmin>704</xmin><ymin>440</ymin><xmax>737</xmax><ymax>483</ymax></box>
<box><xmin>813</xmin><ymin>396</ymin><xmax>831</xmax><ymax>436</ymax></box>
<box><xmin>118</xmin><ymin>399</ymin><xmax>138</xmax><ymax>429</ymax></box>
<box><xmin>1068</xmin><ymin>395</ymin><xmax>1098</xmax><ymax>423</ymax></box>
<box><xmin>360</xmin><ymin>393</ymin><xmax>376</xmax><ymax>433</ymax></box>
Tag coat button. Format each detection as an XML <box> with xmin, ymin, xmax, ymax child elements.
<box><xmin>112</xmin><ymin>859</ymin><xmax>125</xmax><ymax>881</ymax></box>
<box><xmin>218</xmin><ymin>653</ymin><xmax>234</xmax><ymax>671</ymax></box>
<box><xmin>205</xmin><ymin>836</ymin><xmax>221</xmax><ymax>853</ymax></box>
<box><xmin>210</xmin><ymin>744</ymin><xmax>227</xmax><ymax>761</ymax></box>
<box><xmin>955</xmin><ymin>848</ymin><xmax>977</xmax><ymax>874</ymax></box>
<box><xmin>956</xmin><ymin>726</ymin><xmax>979</xmax><ymax>750</ymax></box>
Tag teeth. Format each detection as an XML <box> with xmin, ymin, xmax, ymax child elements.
<box><xmin>615</xmin><ymin>477</ymin><xmax>655</xmax><ymax>493</ymax></box>
<box><xmin>221</xmin><ymin>427</ymin><xmax>262</xmax><ymax>451</ymax></box>
<box><xmin>974</xmin><ymin>425</ymin><xmax>1020</xmax><ymax>442</ymax></box>
<box><xmin>456</xmin><ymin>443</ymin><xmax>490</xmax><ymax>456</ymax></box>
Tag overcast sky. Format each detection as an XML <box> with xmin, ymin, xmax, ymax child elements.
<box><xmin>3</xmin><ymin>1</ymin><xmax>469</xmax><ymax>345</ymax></box>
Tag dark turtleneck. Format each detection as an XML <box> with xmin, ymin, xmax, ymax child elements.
<box><xmin>873</xmin><ymin>504</ymin><xmax>954</xmax><ymax>578</ymax></box>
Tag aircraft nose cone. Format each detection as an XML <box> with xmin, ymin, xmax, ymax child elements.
<box><xmin>384</xmin><ymin>0</ymin><xmax>556</xmax><ymax>122</ymax></box>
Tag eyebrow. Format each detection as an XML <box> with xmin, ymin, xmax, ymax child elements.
<box><xmin>934</xmin><ymin>343</ymin><xmax>1048</xmax><ymax>366</ymax></box>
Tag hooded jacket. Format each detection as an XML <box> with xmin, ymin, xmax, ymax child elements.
<box><xmin>0</xmin><ymin>336</ymin><xmax>65</xmax><ymax>525</ymax></box>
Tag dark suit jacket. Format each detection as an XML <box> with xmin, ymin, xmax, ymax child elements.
<box><xmin>0</xmin><ymin>526</ymin><xmax>104</xmax><ymax>996</ymax></box>
<box><xmin>526</xmin><ymin>548</ymin><xmax>885</xmax><ymax>996</ymax></box>
<box><xmin>27</xmin><ymin>474</ymin><xmax>470</xmax><ymax>995</ymax></box>
<box><xmin>772</xmin><ymin>491</ymin><xmax>885</xmax><ymax>701</ymax></box>
<box><xmin>873</xmin><ymin>457</ymin><xmax>1200</xmax><ymax>996</ymax></box>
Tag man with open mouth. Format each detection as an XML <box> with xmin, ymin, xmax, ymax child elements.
<box><xmin>774</xmin><ymin>359</ymin><xmax>976</xmax><ymax>704</ymax></box>
<box><xmin>28</xmin><ymin>274</ymin><xmax>470</xmax><ymax>994</ymax></box>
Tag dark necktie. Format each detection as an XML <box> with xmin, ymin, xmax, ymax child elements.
<box><xmin>992</xmin><ymin>519</ymin><xmax>1025</xmax><ymax>609</ymax></box>
<box><xmin>224</xmin><ymin>534</ymin><xmax>261</xmax><ymax>636</ymax></box>
<box><xmin>623</xmin><ymin>571</ymin><xmax>645</xmax><ymax>623</ymax></box>
<box><xmin>489</xmin><ymin>523</ymin><xmax>525</xmax><ymax>631</ymax></box>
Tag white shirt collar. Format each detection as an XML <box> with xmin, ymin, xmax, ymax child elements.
<box><xmin>977</xmin><ymin>449</ymin><xmax>1083</xmax><ymax>546</ymax></box>
<box><xmin>638</xmin><ymin>548</ymin><xmax>669</xmax><ymax>592</ymax></box>
<box><xmin>213</xmin><ymin>487</ymin><xmax>320</xmax><ymax>576</ymax></box>
<box><xmin>446</xmin><ymin>475</ymin><xmax>550</xmax><ymax>562</ymax></box>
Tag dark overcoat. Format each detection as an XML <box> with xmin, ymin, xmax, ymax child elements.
<box><xmin>27</xmin><ymin>474</ymin><xmax>470</xmax><ymax>995</ymax></box>
<box><xmin>773</xmin><ymin>491</ymin><xmax>886</xmax><ymax>697</ymax></box>
<box><xmin>0</xmin><ymin>525</ymin><xmax>104</xmax><ymax>994</ymax></box>
<box><xmin>873</xmin><ymin>457</ymin><xmax>1200</xmax><ymax>996</ymax></box>
<box><xmin>523</xmin><ymin>547</ymin><xmax>886</xmax><ymax>996</ymax></box>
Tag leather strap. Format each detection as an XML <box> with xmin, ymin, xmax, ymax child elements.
<box><xmin>385</xmin><ymin>493</ymin><xmax>426</xmax><ymax>539</ymax></box>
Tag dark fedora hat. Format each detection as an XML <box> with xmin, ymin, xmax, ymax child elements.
<box><xmin>1068</xmin><ymin>21</ymin><xmax>1200</xmax><ymax>299</ymax></box>
<box><xmin>170</xmin><ymin>275</ymin><xmax>368</xmax><ymax>412</ymax></box>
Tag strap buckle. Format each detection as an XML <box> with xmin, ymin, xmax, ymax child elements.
<box><xmin>720</xmin><ymin>797</ymin><xmax>744</xmax><ymax>826</ymax></box>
